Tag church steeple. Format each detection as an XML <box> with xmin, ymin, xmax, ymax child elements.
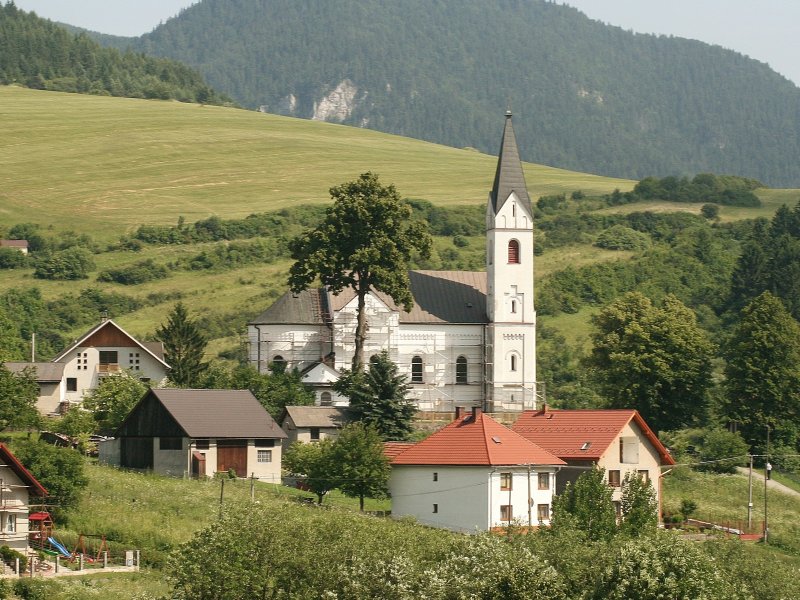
<box><xmin>489</xmin><ymin>111</ymin><xmax>530</xmax><ymax>214</ymax></box>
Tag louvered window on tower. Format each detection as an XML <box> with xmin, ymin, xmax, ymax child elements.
<box><xmin>508</xmin><ymin>239</ymin><xmax>520</xmax><ymax>263</ymax></box>
<box><xmin>411</xmin><ymin>356</ymin><xmax>423</xmax><ymax>383</ymax></box>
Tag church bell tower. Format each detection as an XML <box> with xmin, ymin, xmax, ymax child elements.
<box><xmin>485</xmin><ymin>111</ymin><xmax>537</xmax><ymax>411</ymax></box>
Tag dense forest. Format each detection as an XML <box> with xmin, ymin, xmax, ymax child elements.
<box><xmin>0</xmin><ymin>2</ymin><xmax>229</xmax><ymax>104</ymax></box>
<box><xmin>84</xmin><ymin>0</ymin><xmax>800</xmax><ymax>186</ymax></box>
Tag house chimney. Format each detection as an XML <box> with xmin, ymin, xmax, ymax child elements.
<box><xmin>471</xmin><ymin>406</ymin><xmax>482</xmax><ymax>420</ymax></box>
<box><xmin>454</xmin><ymin>406</ymin><xmax>464</xmax><ymax>420</ymax></box>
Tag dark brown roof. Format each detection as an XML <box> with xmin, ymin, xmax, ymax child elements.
<box><xmin>490</xmin><ymin>112</ymin><xmax>531</xmax><ymax>214</ymax></box>
<box><xmin>280</xmin><ymin>406</ymin><xmax>348</xmax><ymax>428</ymax></box>
<box><xmin>53</xmin><ymin>319</ymin><xmax>170</xmax><ymax>369</ymax></box>
<box><xmin>150</xmin><ymin>389</ymin><xmax>286</xmax><ymax>439</ymax></box>
<box><xmin>4</xmin><ymin>362</ymin><xmax>64</xmax><ymax>382</ymax></box>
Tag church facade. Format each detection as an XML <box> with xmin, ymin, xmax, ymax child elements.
<box><xmin>248</xmin><ymin>113</ymin><xmax>539</xmax><ymax>412</ymax></box>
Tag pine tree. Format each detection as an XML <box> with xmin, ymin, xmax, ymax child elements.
<box><xmin>336</xmin><ymin>351</ymin><xmax>415</xmax><ymax>441</ymax></box>
<box><xmin>156</xmin><ymin>302</ymin><xmax>208</xmax><ymax>387</ymax></box>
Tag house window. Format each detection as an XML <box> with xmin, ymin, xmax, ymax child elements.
<box><xmin>508</xmin><ymin>239</ymin><xmax>520</xmax><ymax>264</ymax></box>
<box><xmin>99</xmin><ymin>350</ymin><xmax>118</xmax><ymax>365</ymax></box>
<box><xmin>310</xmin><ymin>427</ymin><xmax>320</xmax><ymax>441</ymax></box>
<box><xmin>432</xmin><ymin>503</ymin><xmax>438</xmax><ymax>514</ymax></box>
<box><xmin>613</xmin><ymin>501</ymin><xmax>622</xmax><ymax>518</ymax></box>
<box><xmin>5</xmin><ymin>514</ymin><xmax>15</xmax><ymax>533</ymax></box>
<box><xmin>538</xmin><ymin>472</ymin><xmax>549</xmax><ymax>490</ymax></box>
<box><xmin>320</xmin><ymin>392</ymin><xmax>332</xmax><ymax>406</ymax></box>
<box><xmin>500</xmin><ymin>504</ymin><xmax>513</xmax><ymax>521</ymax></box>
<box><xmin>66</xmin><ymin>378</ymin><xmax>77</xmax><ymax>392</ymax></box>
<box><xmin>500</xmin><ymin>472</ymin><xmax>513</xmax><ymax>491</ymax></box>
<box><xmin>257</xmin><ymin>450</ymin><xmax>272</xmax><ymax>463</ymax></box>
<box><xmin>255</xmin><ymin>439</ymin><xmax>275</xmax><ymax>448</ymax></box>
<box><xmin>411</xmin><ymin>356</ymin><xmax>423</xmax><ymax>383</ymax></box>
<box><xmin>433</xmin><ymin>472</ymin><xmax>438</xmax><ymax>482</ymax></box>
<box><xmin>456</xmin><ymin>356</ymin><xmax>468</xmax><ymax>384</ymax></box>
<box><xmin>608</xmin><ymin>470</ymin><xmax>621</xmax><ymax>487</ymax></box>
<box><xmin>638</xmin><ymin>469</ymin><xmax>649</xmax><ymax>484</ymax></box>
<box><xmin>510</xmin><ymin>354</ymin><xmax>517</xmax><ymax>372</ymax></box>
<box><xmin>195</xmin><ymin>439</ymin><xmax>210</xmax><ymax>450</ymax></box>
<box><xmin>159</xmin><ymin>437</ymin><xmax>182</xmax><ymax>450</ymax></box>
<box><xmin>537</xmin><ymin>504</ymin><xmax>550</xmax><ymax>521</ymax></box>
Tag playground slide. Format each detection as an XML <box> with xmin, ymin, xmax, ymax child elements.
<box><xmin>47</xmin><ymin>537</ymin><xmax>71</xmax><ymax>558</ymax></box>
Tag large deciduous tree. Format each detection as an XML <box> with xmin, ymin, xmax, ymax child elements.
<box><xmin>619</xmin><ymin>472</ymin><xmax>657</xmax><ymax>537</ymax></box>
<box><xmin>335</xmin><ymin>351</ymin><xmax>415</xmax><ymax>441</ymax></box>
<box><xmin>329</xmin><ymin>423</ymin><xmax>390</xmax><ymax>511</ymax></box>
<box><xmin>288</xmin><ymin>172</ymin><xmax>431</xmax><ymax>372</ymax></box>
<box><xmin>586</xmin><ymin>292</ymin><xmax>715</xmax><ymax>433</ymax></box>
<box><xmin>723</xmin><ymin>291</ymin><xmax>800</xmax><ymax>447</ymax></box>
<box><xmin>551</xmin><ymin>466</ymin><xmax>617</xmax><ymax>541</ymax></box>
<box><xmin>82</xmin><ymin>371</ymin><xmax>147</xmax><ymax>432</ymax></box>
<box><xmin>283</xmin><ymin>439</ymin><xmax>337</xmax><ymax>505</ymax></box>
<box><xmin>156</xmin><ymin>302</ymin><xmax>208</xmax><ymax>387</ymax></box>
<box><xmin>0</xmin><ymin>364</ymin><xmax>40</xmax><ymax>431</ymax></box>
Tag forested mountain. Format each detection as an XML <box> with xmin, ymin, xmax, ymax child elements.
<box><xmin>89</xmin><ymin>0</ymin><xmax>800</xmax><ymax>186</ymax></box>
<box><xmin>0</xmin><ymin>2</ymin><xmax>228</xmax><ymax>104</ymax></box>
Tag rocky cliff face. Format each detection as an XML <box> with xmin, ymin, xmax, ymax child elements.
<box><xmin>312</xmin><ymin>79</ymin><xmax>359</xmax><ymax>122</ymax></box>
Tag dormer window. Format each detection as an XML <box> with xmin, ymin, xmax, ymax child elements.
<box><xmin>508</xmin><ymin>240</ymin><xmax>520</xmax><ymax>264</ymax></box>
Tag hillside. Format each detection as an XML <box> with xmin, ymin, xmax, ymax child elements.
<box><xmin>0</xmin><ymin>3</ymin><xmax>228</xmax><ymax>105</ymax></box>
<box><xmin>89</xmin><ymin>0</ymin><xmax>800</xmax><ymax>187</ymax></box>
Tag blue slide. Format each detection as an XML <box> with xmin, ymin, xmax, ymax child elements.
<box><xmin>47</xmin><ymin>537</ymin><xmax>71</xmax><ymax>558</ymax></box>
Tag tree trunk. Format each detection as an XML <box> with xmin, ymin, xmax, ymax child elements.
<box><xmin>352</xmin><ymin>287</ymin><xmax>368</xmax><ymax>372</ymax></box>
<box><xmin>359</xmin><ymin>494</ymin><xmax>365</xmax><ymax>512</ymax></box>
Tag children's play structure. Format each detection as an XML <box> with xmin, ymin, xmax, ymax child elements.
<box><xmin>28</xmin><ymin>512</ymin><xmax>109</xmax><ymax>562</ymax></box>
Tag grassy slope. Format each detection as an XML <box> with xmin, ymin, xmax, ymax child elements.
<box><xmin>0</xmin><ymin>86</ymin><xmax>632</xmax><ymax>240</ymax></box>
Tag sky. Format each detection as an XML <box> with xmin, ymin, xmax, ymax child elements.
<box><xmin>11</xmin><ymin>0</ymin><xmax>800</xmax><ymax>86</ymax></box>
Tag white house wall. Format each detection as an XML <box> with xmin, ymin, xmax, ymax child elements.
<box><xmin>598</xmin><ymin>421</ymin><xmax>664</xmax><ymax>507</ymax></box>
<box><xmin>60</xmin><ymin>346</ymin><xmax>168</xmax><ymax>404</ymax></box>
<box><xmin>390</xmin><ymin>465</ymin><xmax>557</xmax><ymax>533</ymax></box>
<box><xmin>35</xmin><ymin>381</ymin><xmax>64</xmax><ymax>415</ymax></box>
<box><xmin>0</xmin><ymin>467</ymin><xmax>34</xmax><ymax>552</ymax></box>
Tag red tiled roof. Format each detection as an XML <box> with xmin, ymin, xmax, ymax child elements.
<box><xmin>383</xmin><ymin>442</ymin><xmax>416</xmax><ymax>460</ymax></box>
<box><xmin>511</xmin><ymin>408</ymin><xmax>674</xmax><ymax>465</ymax></box>
<box><xmin>392</xmin><ymin>411</ymin><xmax>565</xmax><ymax>466</ymax></box>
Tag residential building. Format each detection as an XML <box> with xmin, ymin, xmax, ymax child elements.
<box><xmin>512</xmin><ymin>406</ymin><xmax>675</xmax><ymax>518</ymax></box>
<box><xmin>389</xmin><ymin>407</ymin><xmax>564</xmax><ymax>532</ymax></box>
<box><xmin>279</xmin><ymin>406</ymin><xmax>349</xmax><ymax>444</ymax></box>
<box><xmin>99</xmin><ymin>389</ymin><xmax>286</xmax><ymax>481</ymax></box>
<box><xmin>0</xmin><ymin>444</ymin><xmax>47</xmax><ymax>553</ymax></box>
<box><xmin>3</xmin><ymin>362</ymin><xmax>64</xmax><ymax>416</ymax></box>
<box><xmin>248</xmin><ymin>112</ymin><xmax>539</xmax><ymax>413</ymax></box>
<box><xmin>0</xmin><ymin>240</ymin><xmax>28</xmax><ymax>254</ymax></box>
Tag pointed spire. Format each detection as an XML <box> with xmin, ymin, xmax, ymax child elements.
<box><xmin>490</xmin><ymin>111</ymin><xmax>531</xmax><ymax>214</ymax></box>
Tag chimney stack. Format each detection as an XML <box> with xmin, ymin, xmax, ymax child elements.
<box><xmin>454</xmin><ymin>406</ymin><xmax>464</xmax><ymax>420</ymax></box>
<box><xmin>471</xmin><ymin>406</ymin><xmax>482</xmax><ymax>419</ymax></box>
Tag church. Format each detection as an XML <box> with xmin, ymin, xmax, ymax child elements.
<box><xmin>248</xmin><ymin>112</ymin><xmax>539</xmax><ymax>413</ymax></box>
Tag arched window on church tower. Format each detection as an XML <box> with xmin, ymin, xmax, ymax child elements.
<box><xmin>411</xmin><ymin>356</ymin><xmax>424</xmax><ymax>383</ymax></box>
<box><xmin>510</xmin><ymin>354</ymin><xmax>517</xmax><ymax>372</ymax></box>
<box><xmin>456</xmin><ymin>356</ymin><xmax>468</xmax><ymax>384</ymax></box>
<box><xmin>508</xmin><ymin>239</ymin><xmax>520</xmax><ymax>264</ymax></box>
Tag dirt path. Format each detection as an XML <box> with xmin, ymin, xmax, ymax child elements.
<box><xmin>736</xmin><ymin>467</ymin><xmax>800</xmax><ymax>498</ymax></box>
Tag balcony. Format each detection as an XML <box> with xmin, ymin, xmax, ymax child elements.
<box><xmin>97</xmin><ymin>363</ymin><xmax>121</xmax><ymax>374</ymax></box>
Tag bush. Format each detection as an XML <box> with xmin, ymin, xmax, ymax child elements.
<box><xmin>0</xmin><ymin>248</ymin><xmax>27</xmax><ymax>269</ymax></box>
<box><xmin>0</xmin><ymin>545</ymin><xmax>27</xmax><ymax>572</ymax></box>
<box><xmin>698</xmin><ymin>428</ymin><xmax>750</xmax><ymax>474</ymax></box>
<box><xmin>594</xmin><ymin>225</ymin><xmax>650</xmax><ymax>251</ymax></box>
<box><xmin>33</xmin><ymin>248</ymin><xmax>94</xmax><ymax>280</ymax></box>
<box><xmin>97</xmin><ymin>259</ymin><xmax>169</xmax><ymax>285</ymax></box>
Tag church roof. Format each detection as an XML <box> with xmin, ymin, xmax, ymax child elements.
<box><xmin>251</xmin><ymin>271</ymin><xmax>488</xmax><ymax>326</ymax></box>
<box><xmin>490</xmin><ymin>111</ymin><xmax>531</xmax><ymax>214</ymax></box>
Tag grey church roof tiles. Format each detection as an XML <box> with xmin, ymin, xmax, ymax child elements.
<box><xmin>250</xmin><ymin>271</ymin><xmax>488</xmax><ymax>326</ymax></box>
<box><xmin>490</xmin><ymin>112</ymin><xmax>531</xmax><ymax>214</ymax></box>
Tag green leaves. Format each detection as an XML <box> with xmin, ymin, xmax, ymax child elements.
<box><xmin>156</xmin><ymin>302</ymin><xmax>208</xmax><ymax>388</ymax></box>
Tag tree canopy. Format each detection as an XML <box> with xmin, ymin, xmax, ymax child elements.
<box><xmin>156</xmin><ymin>302</ymin><xmax>208</xmax><ymax>387</ymax></box>
<box><xmin>336</xmin><ymin>351</ymin><xmax>415</xmax><ymax>441</ymax></box>
<box><xmin>551</xmin><ymin>466</ymin><xmax>617</xmax><ymax>542</ymax></box>
<box><xmin>0</xmin><ymin>363</ymin><xmax>40</xmax><ymax>431</ymax></box>
<box><xmin>82</xmin><ymin>372</ymin><xmax>147</xmax><ymax>432</ymax></box>
<box><xmin>586</xmin><ymin>292</ymin><xmax>715</xmax><ymax>432</ymax></box>
<box><xmin>288</xmin><ymin>172</ymin><xmax>431</xmax><ymax>371</ymax></box>
<box><xmin>328</xmin><ymin>423</ymin><xmax>390</xmax><ymax>511</ymax></box>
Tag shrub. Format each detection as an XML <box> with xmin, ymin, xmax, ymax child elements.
<box><xmin>33</xmin><ymin>248</ymin><xmax>94</xmax><ymax>280</ymax></box>
<box><xmin>698</xmin><ymin>428</ymin><xmax>750</xmax><ymax>474</ymax></box>
<box><xmin>0</xmin><ymin>545</ymin><xmax>27</xmax><ymax>572</ymax></box>
<box><xmin>0</xmin><ymin>248</ymin><xmax>27</xmax><ymax>269</ymax></box>
<box><xmin>97</xmin><ymin>259</ymin><xmax>169</xmax><ymax>285</ymax></box>
<box><xmin>594</xmin><ymin>225</ymin><xmax>650</xmax><ymax>251</ymax></box>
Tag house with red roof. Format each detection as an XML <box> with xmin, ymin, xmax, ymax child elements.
<box><xmin>0</xmin><ymin>443</ymin><xmax>47</xmax><ymax>553</ymax></box>
<box><xmin>512</xmin><ymin>406</ymin><xmax>675</xmax><ymax>518</ymax></box>
<box><xmin>389</xmin><ymin>407</ymin><xmax>565</xmax><ymax>533</ymax></box>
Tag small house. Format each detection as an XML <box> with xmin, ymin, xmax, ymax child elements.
<box><xmin>0</xmin><ymin>444</ymin><xmax>47</xmax><ymax>553</ymax></box>
<box><xmin>512</xmin><ymin>406</ymin><xmax>675</xmax><ymax>518</ymax></box>
<box><xmin>390</xmin><ymin>407</ymin><xmax>565</xmax><ymax>533</ymax></box>
<box><xmin>279</xmin><ymin>406</ymin><xmax>349</xmax><ymax>444</ymax></box>
<box><xmin>3</xmin><ymin>362</ymin><xmax>65</xmax><ymax>416</ymax></box>
<box><xmin>0</xmin><ymin>240</ymin><xmax>28</xmax><ymax>254</ymax></box>
<box><xmin>99</xmin><ymin>389</ymin><xmax>287</xmax><ymax>482</ymax></box>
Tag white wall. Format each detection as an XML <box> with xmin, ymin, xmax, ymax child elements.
<box><xmin>598</xmin><ymin>421</ymin><xmax>664</xmax><ymax>508</ymax></box>
<box><xmin>0</xmin><ymin>467</ymin><xmax>34</xmax><ymax>552</ymax></box>
<box><xmin>36</xmin><ymin>381</ymin><xmax>64</xmax><ymax>415</ymax></box>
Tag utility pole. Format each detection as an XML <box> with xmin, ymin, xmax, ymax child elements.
<box><xmin>527</xmin><ymin>464</ymin><xmax>532</xmax><ymax>527</ymax></box>
<box><xmin>764</xmin><ymin>425</ymin><xmax>770</xmax><ymax>544</ymax></box>
<box><xmin>747</xmin><ymin>454</ymin><xmax>753</xmax><ymax>530</ymax></box>
<box><xmin>219</xmin><ymin>478</ymin><xmax>225</xmax><ymax>520</ymax></box>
